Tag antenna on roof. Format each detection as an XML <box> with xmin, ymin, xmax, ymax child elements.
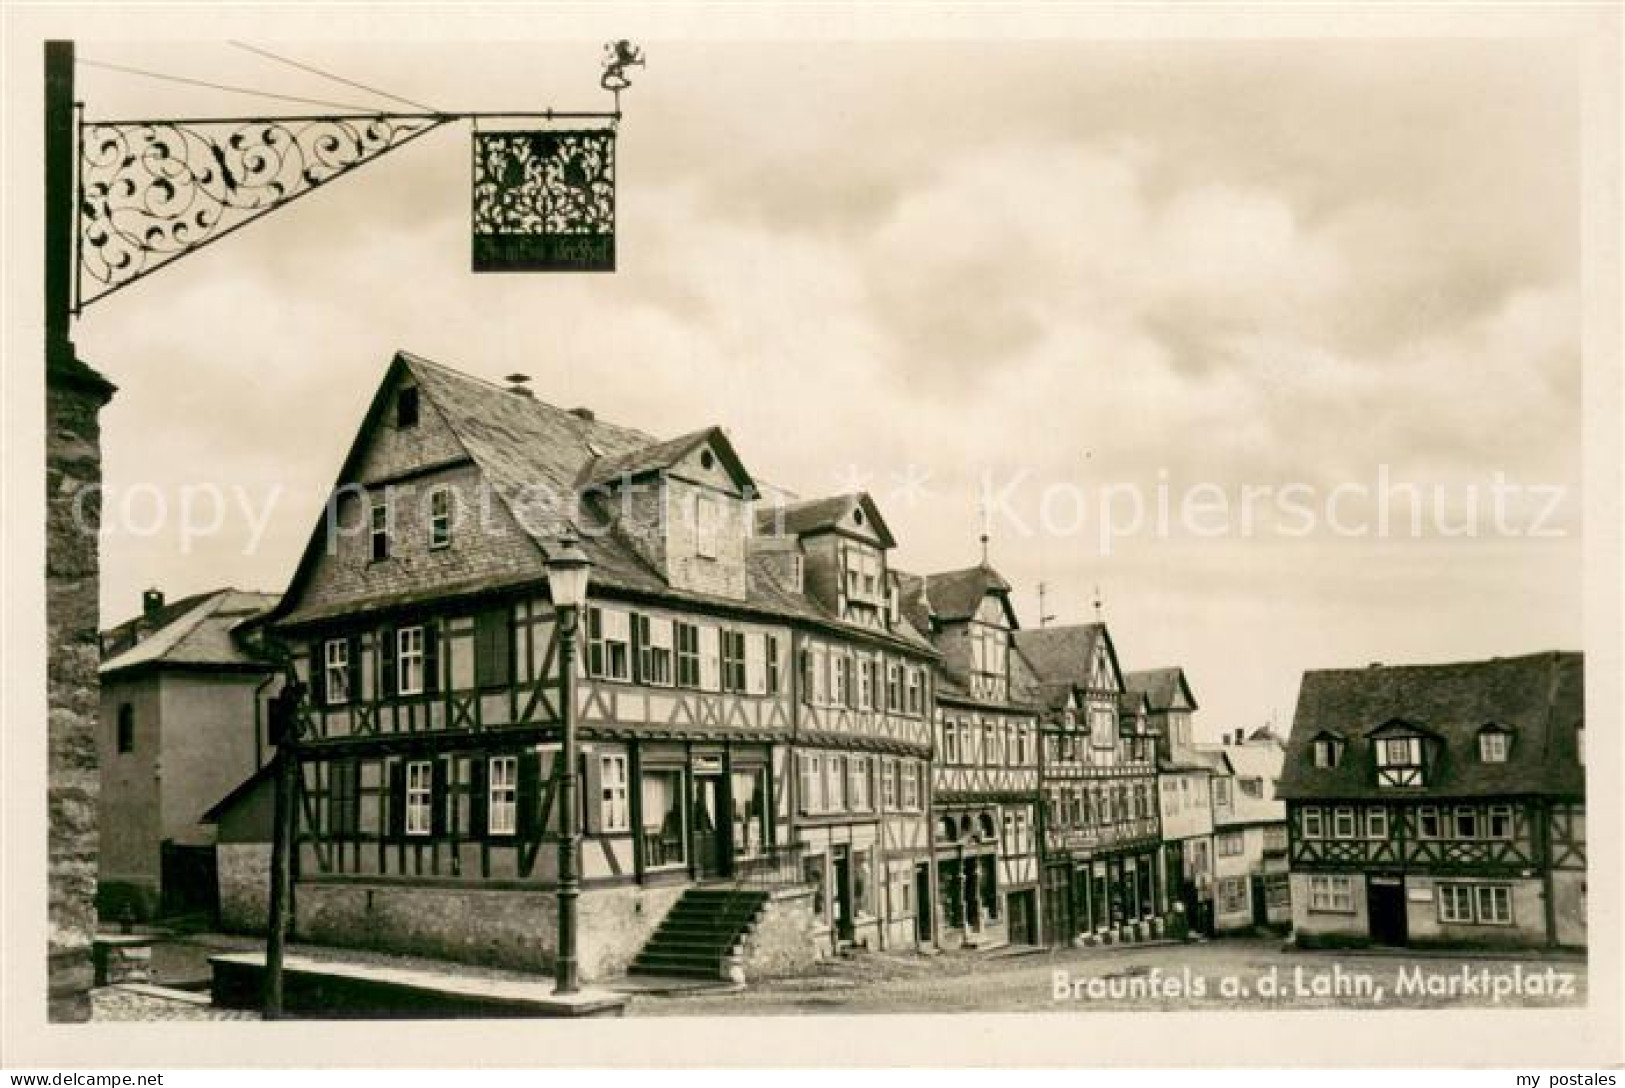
<box><xmin>1092</xmin><ymin>584</ymin><xmax>1104</xmax><ymax>621</ymax></box>
<box><xmin>504</xmin><ymin>373</ymin><xmax>534</xmax><ymax>398</ymax></box>
<box><xmin>978</xmin><ymin>495</ymin><xmax>991</xmax><ymax>566</ymax></box>
<box><xmin>1037</xmin><ymin>582</ymin><xmax>1057</xmax><ymax>628</ymax></box>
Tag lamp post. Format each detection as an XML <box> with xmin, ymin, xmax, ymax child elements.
<box><xmin>544</xmin><ymin>534</ymin><xmax>592</xmax><ymax>995</ymax></box>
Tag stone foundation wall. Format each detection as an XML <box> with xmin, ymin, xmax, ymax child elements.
<box><xmin>294</xmin><ymin>880</ymin><xmax>686</xmax><ymax>981</ymax></box>
<box><xmin>46</xmin><ymin>361</ymin><xmax>113</xmax><ymax>1022</ymax></box>
<box><xmin>739</xmin><ymin>886</ymin><xmax>821</xmax><ymax>979</ymax></box>
<box><xmin>218</xmin><ymin>844</ymin><xmax>272</xmax><ymax>934</ymax></box>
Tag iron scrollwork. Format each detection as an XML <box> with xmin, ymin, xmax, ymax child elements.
<box><xmin>77</xmin><ymin>114</ymin><xmax>447</xmax><ymax>306</ymax></box>
<box><xmin>471</xmin><ymin>129</ymin><xmax>616</xmax><ymax>272</ymax></box>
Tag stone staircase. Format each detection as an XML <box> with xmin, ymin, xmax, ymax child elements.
<box><xmin>629</xmin><ymin>887</ymin><xmax>771</xmax><ymax>979</ymax></box>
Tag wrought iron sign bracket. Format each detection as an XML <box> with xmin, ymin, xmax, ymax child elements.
<box><xmin>73</xmin><ymin>40</ymin><xmax>643</xmax><ymax>309</ymax></box>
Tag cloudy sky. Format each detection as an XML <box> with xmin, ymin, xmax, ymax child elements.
<box><xmin>76</xmin><ymin>34</ymin><xmax>1582</xmax><ymax>737</ymax></box>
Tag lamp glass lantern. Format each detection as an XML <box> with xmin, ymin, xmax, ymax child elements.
<box><xmin>545</xmin><ymin>536</ymin><xmax>592</xmax><ymax>613</ymax></box>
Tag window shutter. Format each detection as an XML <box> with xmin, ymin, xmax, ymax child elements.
<box><xmin>470</xmin><ymin>756</ymin><xmax>489</xmax><ymax>840</ymax></box>
<box><xmin>388</xmin><ymin>759</ymin><xmax>406</xmax><ymax>839</ymax></box>
<box><xmin>431</xmin><ymin>758</ymin><xmax>449</xmax><ymax>837</ymax></box>
<box><xmin>347</xmin><ymin>635</ymin><xmax>363</xmax><ymax>702</ymax></box>
<box><xmin>584</xmin><ymin>754</ymin><xmax>605</xmax><ymax>835</ymax></box>
<box><xmin>517</xmin><ymin>749</ymin><xmax>541</xmax><ymax>837</ymax></box>
<box><xmin>380</xmin><ymin>626</ymin><xmax>397</xmax><ymax>698</ymax></box>
<box><xmin>630</xmin><ymin>614</ymin><xmax>646</xmax><ymax>685</ymax></box>
<box><xmin>311</xmin><ymin>642</ymin><xmax>328</xmax><ymax>706</ymax></box>
<box><xmin>700</xmin><ymin>625</ymin><xmax>721</xmax><ymax>691</ymax></box>
<box><xmin>424</xmin><ymin>622</ymin><xmax>442</xmax><ymax>694</ymax></box>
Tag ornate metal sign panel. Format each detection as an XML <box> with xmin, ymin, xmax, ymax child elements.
<box><xmin>77</xmin><ymin>115</ymin><xmax>448</xmax><ymax>306</ymax></box>
<box><xmin>471</xmin><ymin>129</ymin><xmax>616</xmax><ymax>272</ymax></box>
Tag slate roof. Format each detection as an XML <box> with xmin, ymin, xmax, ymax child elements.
<box><xmin>755</xmin><ymin>492</ymin><xmax>897</xmax><ymax>549</ymax></box>
<box><xmin>101</xmin><ymin>589</ymin><xmax>279</xmax><ymax>676</ymax></box>
<box><xmin>1277</xmin><ymin>652</ymin><xmax>1584</xmax><ymax>801</ymax></box>
<box><xmin>271</xmin><ymin>352</ymin><xmax>935</xmax><ymax>658</ymax></box>
<box><xmin>580</xmin><ymin>426</ymin><xmax>753</xmax><ymax>491</ymax></box>
<box><xmin>1012</xmin><ymin>624</ymin><xmax>1120</xmax><ymax>694</ymax></box>
<box><xmin>922</xmin><ymin>564</ymin><xmax>1013</xmax><ymax>624</ymax></box>
<box><xmin>1124</xmin><ymin>667</ymin><xmax>1198</xmax><ymax>712</ymax></box>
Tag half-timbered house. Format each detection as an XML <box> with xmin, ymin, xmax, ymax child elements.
<box><xmin>1199</xmin><ymin>730</ymin><xmax>1289</xmax><ymax>933</ymax></box>
<box><xmin>1278</xmin><ymin>652</ymin><xmax>1585</xmax><ymax>950</ymax></box>
<box><xmin>1015</xmin><ymin>624</ymin><xmax>1166</xmax><ymax>945</ymax></box>
<box><xmin>895</xmin><ymin>564</ymin><xmax>1043</xmax><ymax>950</ymax></box>
<box><xmin>257</xmin><ymin>352</ymin><xmax>937</xmax><ymax>981</ymax></box>
<box><xmin>755</xmin><ymin>494</ymin><xmax>938</xmax><ymax>954</ymax></box>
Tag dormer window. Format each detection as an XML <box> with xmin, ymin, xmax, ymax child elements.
<box><xmin>1311</xmin><ymin>737</ymin><xmax>1344</xmax><ymax>768</ymax></box>
<box><xmin>1374</xmin><ymin>733</ymin><xmax>1425</xmax><ymax>787</ymax></box>
<box><xmin>1478</xmin><ymin>727</ymin><xmax>1510</xmax><ymax>763</ymax></box>
<box><xmin>843</xmin><ymin>544</ymin><xmax>882</xmax><ymax>604</ymax></box>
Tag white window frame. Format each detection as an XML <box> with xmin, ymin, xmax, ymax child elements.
<box><xmin>848</xmin><ymin>755</ymin><xmax>871</xmax><ymax>812</ymax></box>
<box><xmin>1365</xmin><ymin>807</ymin><xmax>1388</xmax><ymax>840</ymax></box>
<box><xmin>880</xmin><ymin>757</ymin><xmax>897</xmax><ymax>809</ymax></box>
<box><xmin>1453</xmin><ymin>805</ymin><xmax>1480</xmax><ymax>840</ymax></box>
<box><xmin>405</xmin><ymin>759</ymin><xmax>433</xmax><ymax>836</ymax></box>
<box><xmin>800</xmin><ymin>753</ymin><xmax>823</xmax><ymax>815</ymax></box>
<box><xmin>823</xmin><ymin>754</ymin><xmax>844</xmax><ymax>812</ymax></box>
<box><xmin>1438</xmin><ymin>883</ymin><xmax>1475</xmax><ymax>924</ymax></box>
<box><xmin>488</xmin><ymin>755</ymin><xmax>517</xmax><ymax>836</ymax></box>
<box><xmin>600</xmin><ymin>754</ymin><xmax>630</xmax><ymax>833</ymax></box>
<box><xmin>428</xmin><ymin>486</ymin><xmax>452</xmax><ymax>550</ymax></box>
<box><xmin>1218</xmin><ymin>831</ymin><xmax>1245</xmax><ymax>857</ymax></box>
<box><xmin>1475</xmin><ymin>884</ymin><xmax>1513</xmax><ymax>925</ymax></box>
<box><xmin>1418</xmin><ymin>805</ymin><xmax>1442</xmax><ymax>839</ymax></box>
<box><xmin>1302</xmin><ymin>806</ymin><xmax>1325</xmax><ymax>839</ymax></box>
<box><xmin>1218</xmin><ymin>876</ymin><xmax>1249</xmax><ymax>914</ymax></box>
<box><xmin>1332</xmin><ymin>806</ymin><xmax>1356</xmax><ymax>840</ymax></box>
<box><xmin>324</xmin><ymin>638</ymin><xmax>350</xmax><ymax>705</ymax></box>
<box><xmin>397</xmin><ymin>626</ymin><xmax>425</xmax><ymax>696</ymax></box>
<box><xmin>370</xmin><ymin>501</ymin><xmax>390</xmax><ymax>561</ymax></box>
<box><xmin>1479</xmin><ymin>730</ymin><xmax>1509</xmax><ymax>763</ymax></box>
<box><xmin>900</xmin><ymin>762</ymin><xmax>920</xmax><ymax>811</ymax></box>
<box><xmin>641</xmin><ymin>615</ymin><xmax>675</xmax><ymax>687</ymax></box>
<box><xmin>1487</xmin><ymin>804</ymin><xmax>1514</xmax><ymax>841</ymax></box>
<box><xmin>1308</xmin><ymin>874</ymin><xmax>1355</xmax><ymax>913</ymax></box>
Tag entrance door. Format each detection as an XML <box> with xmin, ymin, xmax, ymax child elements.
<box><xmin>1251</xmin><ymin>876</ymin><xmax>1270</xmax><ymax>928</ymax></box>
<box><xmin>1008</xmin><ymin>891</ymin><xmax>1035</xmax><ymax>945</ymax></box>
<box><xmin>691</xmin><ymin>774</ymin><xmax>727</xmax><ymax>879</ymax></box>
<box><xmin>963</xmin><ymin>858</ymin><xmax>981</xmax><ymax>931</ymax></box>
<box><xmin>1044</xmin><ymin>865</ymin><xmax>1072</xmax><ymax>946</ymax></box>
<box><xmin>832</xmin><ymin>848</ymin><xmax>855</xmax><ymax>943</ymax></box>
<box><xmin>1367</xmin><ymin>878</ymin><xmax>1408</xmax><ymax>946</ymax></box>
<box><xmin>915</xmin><ymin>864</ymin><xmax>933</xmax><ymax>942</ymax></box>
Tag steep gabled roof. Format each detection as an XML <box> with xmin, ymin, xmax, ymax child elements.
<box><xmin>1012</xmin><ymin>623</ymin><xmax>1124</xmax><ymax>697</ymax></box>
<box><xmin>101</xmin><ymin>589</ymin><xmax>279</xmax><ymax>676</ymax></box>
<box><xmin>922</xmin><ymin>564</ymin><xmax>1017</xmax><ymax>627</ymax></box>
<box><xmin>263</xmin><ymin>353</ymin><xmax>937</xmax><ymax>659</ymax></box>
<box><xmin>756</xmin><ymin>492</ymin><xmax>897</xmax><ymax>549</ymax></box>
<box><xmin>1278</xmin><ymin>652</ymin><xmax>1584</xmax><ymax>801</ymax></box>
<box><xmin>1124</xmin><ymin>666</ymin><xmax>1199</xmax><ymax>712</ymax></box>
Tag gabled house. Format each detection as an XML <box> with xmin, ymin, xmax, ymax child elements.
<box><xmin>1278</xmin><ymin>652</ymin><xmax>1585</xmax><ymax>949</ymax></box>
<box><xmin>1198</xmin><ymin>729</ymin><xmax>1289</xmax><ymax>933</ymax></box>
<box><xmin>254</xmin><ymin>351</ymin><xmax>938</xmax><ymax>981</ymax></box>
<box><xmin>98</xmin><ymin>587</ymin><xmax>280</xmax><ymax>920</ymax></box>
<box><xmin>1128</xmin><ymin>667</ymin><xmax>1217</xmax><ymax>937</ymax></box>
<box><xmin>896</xmin><ymin>563</ymin><xmax>1043</xmax><ymax>949</ymax></box>
<box><xmin>1015</xmin><ymin>624</ymin><xmax>1166</xmax><ymax>945</ymax></box>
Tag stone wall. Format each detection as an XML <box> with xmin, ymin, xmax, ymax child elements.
<box><xmin>294</xmin><ymin>880</ymin><xmax>686</xmax><ymax>981</ymax></box>
<box><xmin>218</xmin><ymin>844</ymin><xmax>272</xmax><ymax>934</ymax></box>
<box><xmin>739</xmin><ymin>886</ymin><xmax>821</xmax><ymax>979</ymax></box>
<box><xmin>46</xmin><ymin>355</ymin><xmax>114</xmax><ymax>1022</ymax></box>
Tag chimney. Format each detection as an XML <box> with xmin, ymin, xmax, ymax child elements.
<box><xmin>142</xmin><ymin>588</ymin><xmax>165</xmax><ymax>622</ymax></box>
<box><xmin>504</xmin><ymin>373</ymin><xmax>534</xmax><ymax>398</ymax></box>
<box><xmin>569</xmin><ymin>407</ymin><xmax>596</xmax><ymax>422</ymax></box>
<box><xmin>1234</xmin><ymin>727</ymin><xmax>1244</xmax><ymax>745</ymax></box>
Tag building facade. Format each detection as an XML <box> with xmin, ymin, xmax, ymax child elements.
<box><xmin>1201</xmin><ymin>730</ymin><xmax>1290</xmax><ymax>933</ymax></box>
<box><xmin>1132</xmin><ymin>667</ymin><xmax>1217</xmax><ymax>937</ymax></box>
<box><xmin>898</xmin><ymin>564</ymin><xmax>1043</xmax><ymax>950</ymax></box>
<box><xmin>258</xmin><ymin>352</ymin><xmax>936</xmax><ymax>981</ymax></box>
<box><xmin>1278</xmin><ymin>652</ymin><xmax>1585</xmax><ymax>950</ymax></box>
<box><xmin>1016</xmin><ymin>624</ymin><xmax>1166</xmax><ymax>946</ymax></box>
<box><xmin>97</xmin><ymin>588</ymin><xmax>280</xmax><ymax>921</ymax></box>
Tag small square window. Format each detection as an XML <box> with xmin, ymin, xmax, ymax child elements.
<box><xmin>370</xmin><ymin>502</ymin><xmax>390</xmax><ymax>561</ymax></box>
<box><xmin>1479</xmin><ymin>730</ymin><xmax>1509</xmax><ymax>763</ymax></box>
<box><xmin>116</xmin><ymin>704</ymin><xmax>134</xmax><ymax>753</ymax></box>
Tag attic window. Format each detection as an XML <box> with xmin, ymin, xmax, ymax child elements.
<box><xmin>1478</xmin><ymin>728</ymin><xmax>1510</xmax><ymax>763</ymax></box>
<box><xmin>396</xmin><ymin>386</ymin><xmax>420</xmax><ymax>429</ymax></box>
<box><xmin>853</xmin><ymin>508</ymin><xmax>865</xmax><ymax>526</ymax></box>
<box><xmin>1374</xmin><ymin>734</ymin><xmax>1426</xmax><ymax>788</ymax></box>
<box><xmin>1312</xmin><ymin>738</ymin><xmax>1343</xmax><ymax>768</ymax></box>
<box><xmin>700</xmin><ymin>449</ymin><xmax>715</xmax><ymax>470</ymax></box>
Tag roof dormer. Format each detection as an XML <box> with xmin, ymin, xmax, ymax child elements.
<box><xmin>1476</xmin><ymin>722</ymin><xmax>1514</xmax><ymax>764</ymax></box>
<box><xmin>1367</xmin><ymin>717</ymin><xmax>1437</xmax><ymax>788</ymax></box>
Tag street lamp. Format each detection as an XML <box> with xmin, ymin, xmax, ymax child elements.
<box><xmin>545</xmin><ymin>533</ymin><xmax>592</xmax><ymax>995</ymax></box>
